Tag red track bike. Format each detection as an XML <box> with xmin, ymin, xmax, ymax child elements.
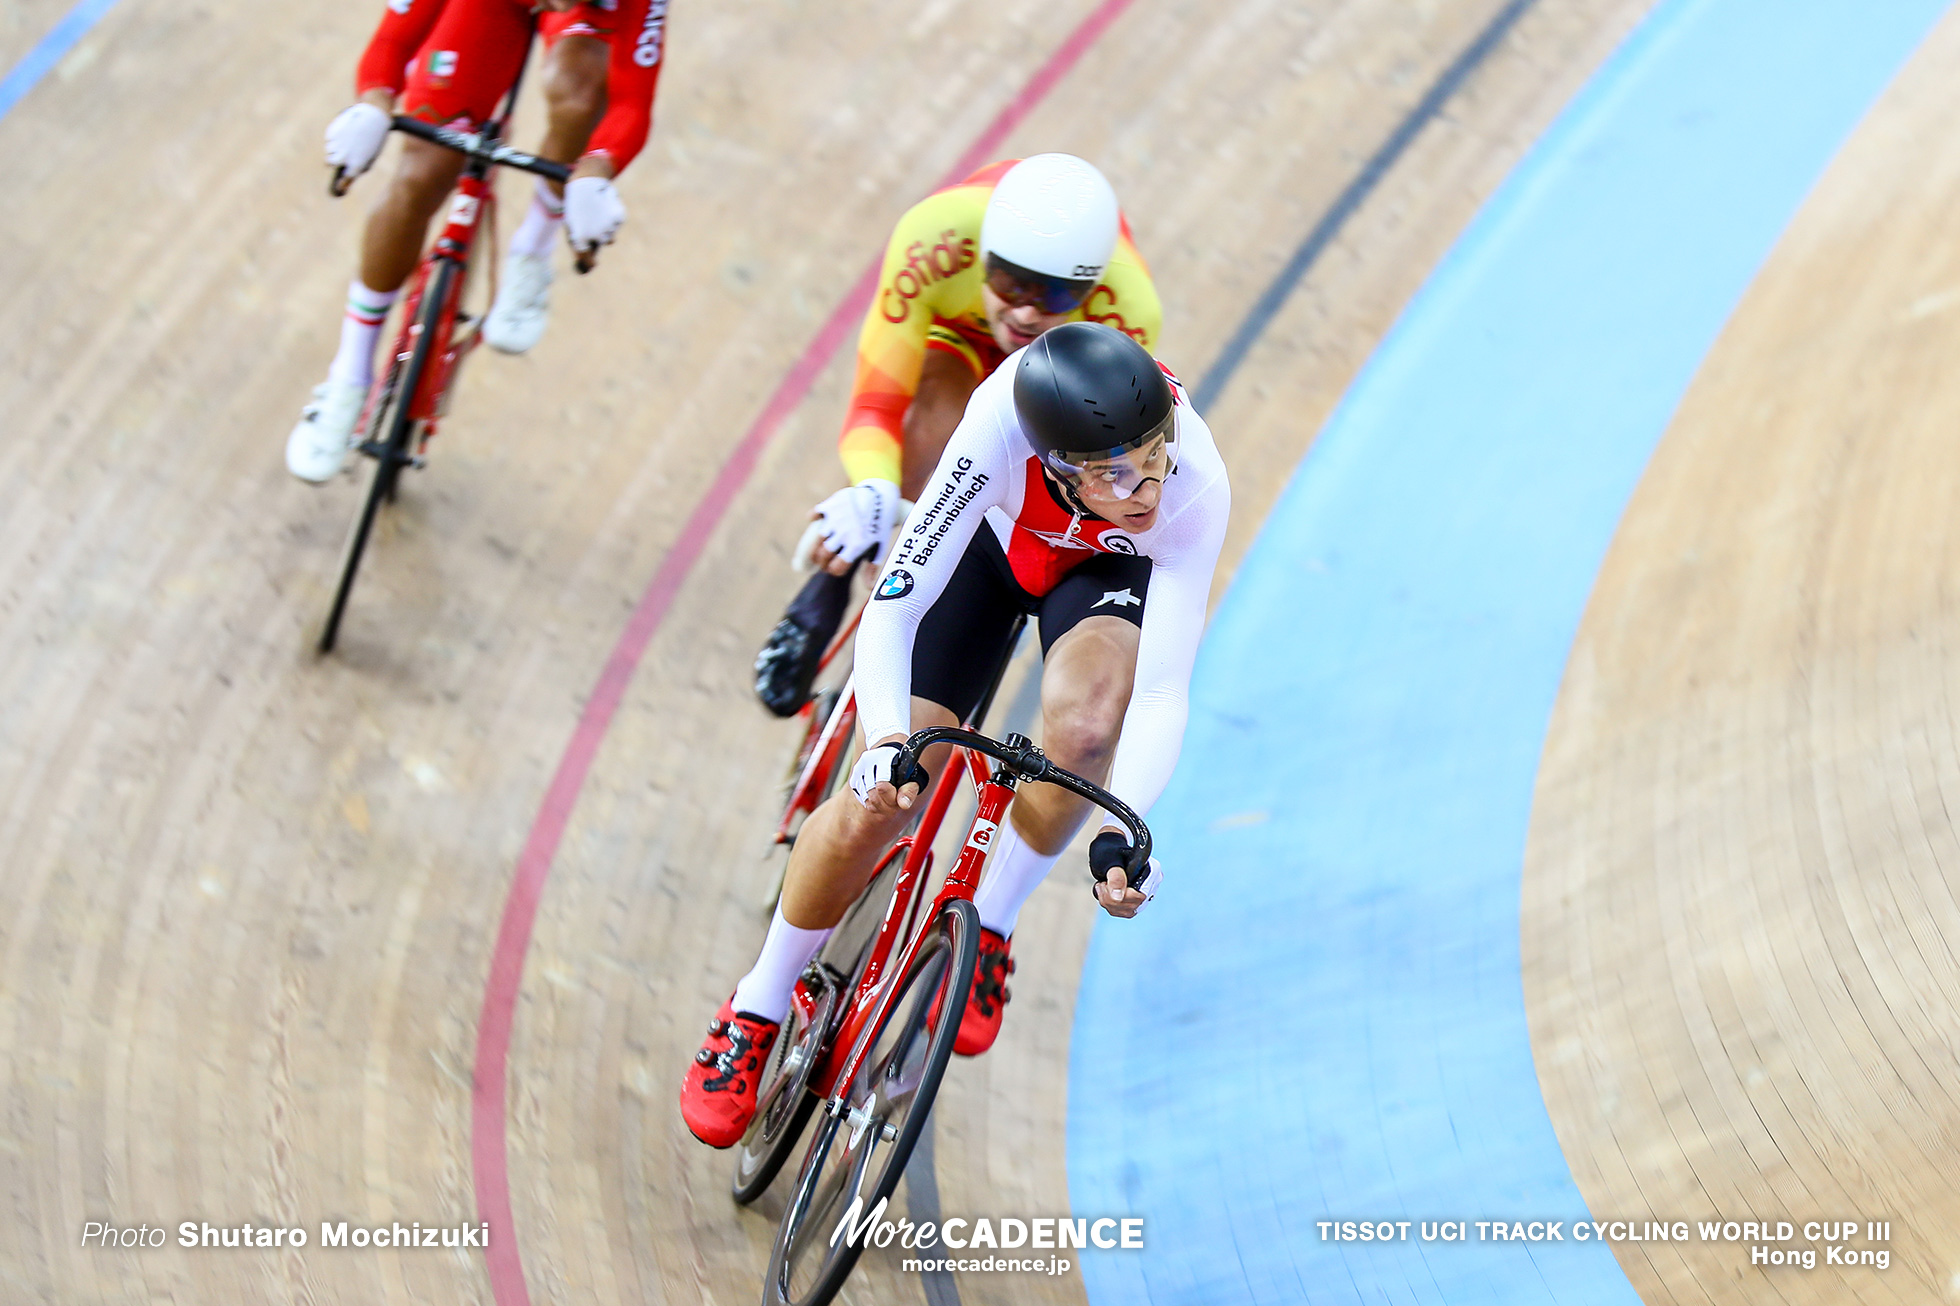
<box><xmin>317</xmin><ymin>38</ymin><xmax>590</xmax><ymax>653</ymax></box>
<box><xmin>728</xmin><ymin>642</ymin><xmax>1153</xmax><ymax>1306</ymax></box>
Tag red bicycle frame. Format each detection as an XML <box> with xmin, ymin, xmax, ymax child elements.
<box><xmin>353</xmin><ymin>176</ymin><xmax>489</xmax><ymax>449</ymax></box>
<box><xmin>773</xmin><ymin>603</ymin><xmax>865</xmax><ymax>846</ymax></box>
<box><xmin>411</xmin><ymin>175</ymin><xmax>493</xmax><ymax>426</ymax></box>
<box><xmin>810</xmin><ymin>740</ymin><xmax>1010</xmax><ymax>1102</ymax></box>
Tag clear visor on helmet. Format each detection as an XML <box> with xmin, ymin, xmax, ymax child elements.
<box><xmin>1039</xmin><ymin>408</ymin><xmax>1178</xmax><ymax>501</ymax></box>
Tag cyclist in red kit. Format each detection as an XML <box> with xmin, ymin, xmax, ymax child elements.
<box><xmin>286</xmin><ymin>0</ymin><xmax>672</xmax><ymax>482</ymax></box>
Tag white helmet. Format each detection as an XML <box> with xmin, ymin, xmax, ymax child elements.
<box><xmin>980</xmin><ymin>154</ymin><xmax>1120</xmax><ymax>308</ymax></box>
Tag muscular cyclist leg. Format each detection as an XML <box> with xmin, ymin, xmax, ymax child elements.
<box><xmin>1015</xmin><ymin>615</ymin><xmax>1140</xmax><ymax>851</ymax></box>
<box><xmin>964</xmin><ymin>616</ymin><xmax>1137</xmax><ymax>937</ymax></box>
<box><xmin>358</xmin><ymin>136</ymin><xmax>469</xmax><ymax>295</ymax></box>
<box><xmin>369</xmin><ymin>32</ymin><xmax>607</xmax><ymax>290</ymax></box>
<box><xmin>537</xmin><ymin>34</ymin><xmax>612</xmax><ymax>185</ymax></box>
<box><xmin>777</xmin><ymin>696</ymin><xmax>959</xmax><ymax>930</ymax></box>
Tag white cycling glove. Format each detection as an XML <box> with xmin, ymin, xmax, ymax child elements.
<box><xmin>850</xmin><ymin>744</ymin><xmax>926</xmax><ymax>808</ymax></box>
<box><xmin>565</xmin><ymin>176</ymin><xmax>626</xmax><ymax>253</ymax></box>
<box><xmin>813</xmin><ymin>479</ymin><xmax>901</xmax><ymax>568</ymax></box>
<box><xmin>325</xmin><ymin>102</ymin><xmax>392</xmax><ymax>179</ymax></box>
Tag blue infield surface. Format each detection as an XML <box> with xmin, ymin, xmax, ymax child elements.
<box><xmin>1066</xmin><ymin>0</ymin><xmax>1950</xmax><ymax>1301</ymax></box>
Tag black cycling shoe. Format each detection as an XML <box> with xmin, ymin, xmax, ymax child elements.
<box><xmin>754</xmin><ymin>568</ymin><xmax>853</xmax><ymax>717</ymax></box>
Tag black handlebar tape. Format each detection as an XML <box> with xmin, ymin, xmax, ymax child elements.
<box><xmin>1088</xmin><ymin>830</ymin><xmax>1149</xmax><ymax>888</ymax></box>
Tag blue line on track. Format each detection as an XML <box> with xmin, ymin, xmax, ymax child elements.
<box><xmin>0</xmin><ymin>0</ymin><xmax>120</xmax><ymax>122</ymax></box>
<box><xmin>1067</xmin><ymin>0</ymin><xmax>1950</xmax><ymax>1303</ymax></box>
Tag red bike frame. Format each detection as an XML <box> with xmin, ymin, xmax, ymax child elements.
<box><xmin>773</xmin><ymin>604</ymin><xmax>864</xmax><ymax>846</ymax></box>
<box><xmin>412</xmin><ymin>176</ymin><xmax>492</xmax><ymax>425</ymax></box>
<box><xmin>351</xmin><ymin>170</ymin><xmax>493</xmax><ymax>457</ymax></box>
<box><xmin>810</xmin><ymin>738</ymin><xmax>1007</xmax><ymax>1102</ymax></box>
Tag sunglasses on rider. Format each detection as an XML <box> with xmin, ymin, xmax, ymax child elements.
<box><xmin>985</xmin><ymin>253</ymin><xmax>1099</xmax><ymax>315</ymax></box>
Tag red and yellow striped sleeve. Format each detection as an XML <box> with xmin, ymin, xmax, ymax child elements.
<box><xmin>837</xmin><ymin>165</ymin><xmax>1007</xmax><ymax>486</ymax></box>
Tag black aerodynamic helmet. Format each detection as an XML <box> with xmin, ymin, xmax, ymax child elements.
<box><xmin>1012</xmin><ymin>321</ymin><xmax>1176</xmax><ymax>479</ymax></box>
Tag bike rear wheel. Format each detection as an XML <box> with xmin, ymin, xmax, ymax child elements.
<box><xmin>763</xmin><ymin>897</ymin><xmax>978</xmax><ymax>1306</ymax></box>
<box><xmin>318</xmin><ymin>257</ymin><xmax>455</xmax><ymax>653</ymax></box>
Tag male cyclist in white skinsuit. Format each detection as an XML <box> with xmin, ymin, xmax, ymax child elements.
<box><xmin>682</xmin><ymin>322</ymin><xmax>1229</xmax><ymax>1148</ymax></box>
<box><xmin>752</xmin><ymin>153</ymin><xmax>1163</xmax><ymax>715</ymax></box>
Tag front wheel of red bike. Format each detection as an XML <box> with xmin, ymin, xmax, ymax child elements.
<box><xmin>318</xmin><ymin>257</ymin><xmax>455</xmax><ymax>654</ymax></box>
<box><xmin>762</xmin><ymin>897</ymin><xmax>978</xmax><ymax>1306</ymax></box>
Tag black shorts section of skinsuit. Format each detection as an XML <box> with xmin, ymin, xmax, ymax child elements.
<box><xmin>910</xmin><ymin>526</ymin><xmax>1152</xmax><ymax>724</ymax></box>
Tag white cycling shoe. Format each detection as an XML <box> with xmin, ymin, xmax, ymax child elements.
<box><xmin>285</xmin><ymin>378</ymin><xmax>367</xmax><ymax>483</ymax></box>
<box><xmin>481</xmin><ymin>252</ymin><xmax>554</xmax><ymax>354</ymax></box>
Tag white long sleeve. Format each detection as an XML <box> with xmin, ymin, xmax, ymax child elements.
<box><xmin>854</xmin><ymin>360</ymin><xmax>1230</xmax><ymax>822</ymax></box>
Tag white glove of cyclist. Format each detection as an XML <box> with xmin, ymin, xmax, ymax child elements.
<box><xmin>325</xmin><ymin>102</ymin><xmax>392</xmax><ymax>179</ymax></box>
<box><xmin>850</xmin><ymin>743</ymin><xmax>923</xmax><ymax>810</ymax></box>
<box><xmin>811</xmin><ymin>479</ymin><xmax>901</xmax><ymax>570</ymax></box>
<box><xmin>565</xmin><ymin>176</ymin><xmax>627</xmax><ymax>253</ymax></box>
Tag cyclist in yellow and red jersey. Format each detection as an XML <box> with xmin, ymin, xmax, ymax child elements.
<box><xmin>753</xmin><ymin>153</ymin><xmax>1162</xmax><ymax>716</ymax></box>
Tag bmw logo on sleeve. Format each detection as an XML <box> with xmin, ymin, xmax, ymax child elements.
<box><xmin>875</xmin><ymin>569</ymin><xmax>915</xmax><ymax>600</ymax></box>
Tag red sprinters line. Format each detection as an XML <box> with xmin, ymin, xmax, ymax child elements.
<box><xmin>468</xmin><ymin>2</ymin><xmax>1138</xmax><ymax>1302</ymax></box>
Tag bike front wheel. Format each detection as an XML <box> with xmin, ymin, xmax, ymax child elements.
<box><xmin>762</xmin><ymin>897</ymin><xmax>978</xmax><ymax>1306</ymax></box>
<box><xmin>318</xmin><ymin>257</ymin><xmax>455</xmax><ymax>653</ymax></box>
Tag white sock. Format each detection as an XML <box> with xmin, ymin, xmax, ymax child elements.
<box><xmin>972</xmin><ymin>818</ymin><xmax>1064</xmax><ymax>938</ymax></box>
<box><xmin>730</xmin><ymin>905</ymin><xmax>832</xmax><ymax>1024</ymax></box>
<box><xmin>508</xmin><ymin>181</ymin><xmax>565</xmax><ymax>260</ymax></box>
<box><xmin>327</xmin><ymin>279</ymin><xmax>399</xmax><ymax>390</ymax></box>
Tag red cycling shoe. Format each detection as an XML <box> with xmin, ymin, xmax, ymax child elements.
<box><xmin>955</xmin><ymin>928</ymin><xmax>1014</xmax><ymax>1056</ymax></box>
<box><xmin>680</xmin><ymin>997</ymin><xmax>780</xmax><ymax>1148</ymax></box>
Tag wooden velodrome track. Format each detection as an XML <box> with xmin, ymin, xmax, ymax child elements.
<box><xmin>1525</xmin><ymin>5</ymin><xmax>1960</xmax><ymax>1302</ymax></box>
<box><xmin>47</xmin><ymin>0</ymin><xmax>1960</xmax><ymax>1302</ymax></box>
